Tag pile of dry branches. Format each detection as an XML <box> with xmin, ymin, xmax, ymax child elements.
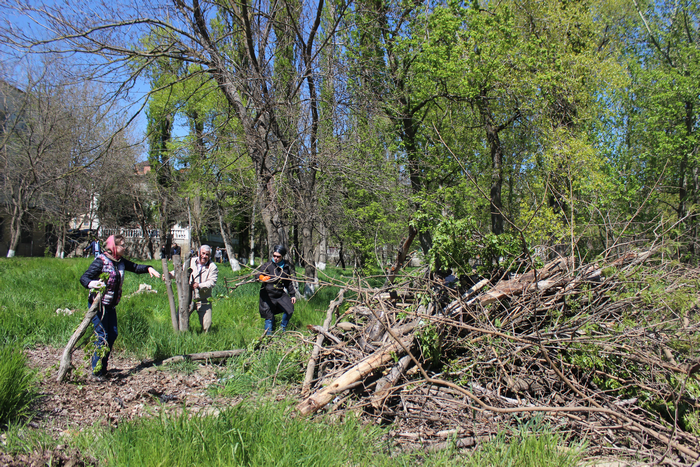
<box><xmin>297</xmin><ymin>250</ymin><xmax>700</xmax><ymax>464</ymax></box>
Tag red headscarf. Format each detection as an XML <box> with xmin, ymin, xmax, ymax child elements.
<box><xmin>105</xmin><ymin>235</ymin><xmax>121</xmax><ymax>260</ymax></box>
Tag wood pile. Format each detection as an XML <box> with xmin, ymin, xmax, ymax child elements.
<box><xmin>296</xmin><ymin>251</ymin><xmax>700</xmax><ymax>464</ymax></box>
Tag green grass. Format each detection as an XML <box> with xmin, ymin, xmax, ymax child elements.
<box><xmin>215</xmin><ymin>335</ymin><xmax>310</xmax><ymax>396</ymax></box>
<box><xmin>462</xmin><ymin>419</ymin><xmax>585</xmax><ymax>467</ymax></box>
<box><xmin>2</xmin><ymin>407</ymin><xmax>584</xmax><ymax>467</ymax></box>
<box><xmin>74</xmin><ymin>402</ymin><xmax>401</xmax><ymax>467</ymax></box>
<box><xmin>58</xmin><ymin>407</ymin><xmax>581</xmax><ymax>467</ymax></box>
<box><xmin>0</xmin><ymin>257</ymin><xmax>337</xmax><ymax>358</ymax></box>
<box><xmin>0</xmin><ymin>346</ymin><xmax>38</xmax><ymax>426</ymax></box>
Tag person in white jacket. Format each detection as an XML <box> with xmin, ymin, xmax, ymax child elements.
<box><xmin>169</xmin><ymin>245</ymin><xmax>218</xmax><ymax>332</ymax></box>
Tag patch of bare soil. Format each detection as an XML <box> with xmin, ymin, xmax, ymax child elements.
<box><xmin>4</xmin><ymin>346</ymin><xmax>241</xmax><ymax>465</ymax></box>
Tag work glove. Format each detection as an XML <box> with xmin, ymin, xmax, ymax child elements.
<box><xmin>259</xmin><ymin>275</ymin><xmax>271</xmax><ymax>282</ymax></box>
<box><xmin>88</xmin><ymin>280</ymin><xmax>106</xmax><ymax>290</ymax></box>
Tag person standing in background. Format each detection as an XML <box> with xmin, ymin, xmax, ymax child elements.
<box><xmin>168</xmin><ymin>245</ymin><xmax>218</xmax><ymax>332</ymax></box>
<box><xmin>84</xmin><ymin>237</ymin><xmax>101</xmax><ymax>258</ymax></box>
<box><xmin>257</xmin><ymin>245</ymin><xmax>296</xmax><ymax>335</ymax></box>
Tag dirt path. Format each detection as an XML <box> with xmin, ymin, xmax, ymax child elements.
<box><xmin>27</xmin><ymin>346</ymin><xmax>241</xmax><ymax>432</ymax></box>
<box><xmin>0</xmin><ymin>346</ymin><xmax>242</xmax><ymax>466</ymax></box>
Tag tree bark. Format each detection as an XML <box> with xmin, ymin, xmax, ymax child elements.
<box><xmin>55</xmin><ymin>223</ymin><xmax>66</xmax><ymax>258</ymax></box>
<box><xmin>57</xmin><ymin>292</ymin><xmax>102</xmax><ymax>382</ymax></box>
<box><xmin>371</xmin><ymin>355</ymin><xmax>412</xmax><ymax>409</ymax></box>
<box><xmin>172</xmin><ymin>254</ymin><xmax>191</xmax><ymax>332</ymax></box>
<box><xmin>317</xmin><ymin>223</ymin><xmax>327</xmax><ymax>271</ymax></box>
<box><xmin>249</xmin><ymin>202</ymin><xmax>256</xmax><ymax>266</ymax></box>
<box><xmin>386</xmin><ymin>225</ymin><xmax>418</xmax><ymax>285</ymax></box>
<box><xmin>162</xmin><ymin>257</ymin><xmax>178</xmax><ymax>331</ymax></box>
<box><xmin>6</xmin><ymin>204</ymin><xmax>24</xmax><ymax>257</ymax></box>
<box><xmin>301</xmin><ymin>218</ymin><xmax>316</xmax><ymax>297</ymax></box>
<box><xmin>216</xmin><ymin>199</ymin><xmax>241</xmax><ymax>272</ymax></box>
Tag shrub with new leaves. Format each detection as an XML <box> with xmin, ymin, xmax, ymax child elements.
<box><xmin>425</xmin><ymin>217</ymin><xmax>524</xmax><ymax>277</ymax></box>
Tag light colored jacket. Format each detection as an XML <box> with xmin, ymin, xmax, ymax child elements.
<box><xmin>188</xmin><ymin>257</ymin><xmax>218</xmax><ymax>303</ymax></box>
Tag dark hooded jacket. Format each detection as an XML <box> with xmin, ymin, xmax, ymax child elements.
<box><xmin>257</xmin><ymin>260</ymin><xmax>295</xmax><ymax>319</ymax></box>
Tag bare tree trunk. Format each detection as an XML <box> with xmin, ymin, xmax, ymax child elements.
<box><xmin>172</xmin><ymin>254</ymin><xmax>191</xmax><ymax>332</ymax></box>
<box><xmin>159</xmin><ymin>193</ymin><xmax>178</xmax><ymax>330</ymax></box>
<box><xmin>6</xmin><ymin>204</ymin><xmax>23</xmax><ymax>257</ymax></box>
<box><xmin>249</xmin><ymin>202</ymin><xmax>256</xmax><ymax>266</ymax></box>
<box><xmin>162</xmin><ymin>257</ymin><xmax>178</xmax><ymax>331</ymax></box>
<box><xmin>55</xmin><ymin>223</ymin><xmax>65</xmax><ymax>258</ymax></box>
<box><xmin>301</xmin><ymin>220</ymin><xmax>316</xmax><ymax>298</ymax></box>
<box><xmin>261</xmin><ymin>206</ymin><xmax>275</xmax><ymax>258</ymax></box>
<box><xmin>317</xmin><ymin>223</ymin><xmax>327</xmax><ymax>271</ymax></box>
<box><xmin>216</xmin><ymin>199</ymin><xmax>240</xmax><ymax>272</ymax></box>
<box><xmin>260</xmin><ymin>177</ymin><xmax>289</xmax><ymax>257</ymax></box>
<box><xmin>337</xmin><ymin>242</ymin><xmax>345</xmax><ymax>269</ymax></box>
<box><xmin>134</xmin><ymin>198</ymin><xmax>154</xmax><ymax>259</ymax></box>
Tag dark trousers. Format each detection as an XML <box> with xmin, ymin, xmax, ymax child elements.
<box><xmin>90</xmin><ymin>304</ymin><xmax>118</xmax><ymax>375</ymax></box>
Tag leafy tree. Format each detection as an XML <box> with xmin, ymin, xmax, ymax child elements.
<box><xmin>623</xmin><ymin>0</ymin><xmax>700</xmax><ymax>259</ymax></box>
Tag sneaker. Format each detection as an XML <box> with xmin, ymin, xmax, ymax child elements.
<box><xmin>89</xmin><ymin>373</ymin><xmax>106</xmax><ymax>382</ymax></box>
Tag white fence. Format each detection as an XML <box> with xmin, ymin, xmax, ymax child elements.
<box><xmin>99</xmin><ymin>226</ymin><xmax>190</xmax><ymax>242</ymax></box>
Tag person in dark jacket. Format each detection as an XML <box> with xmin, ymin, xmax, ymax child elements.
<box><xmin>257</xmin><ymin>245</ymin><xmax>296</xmax><ymax>335</ymax></box>
<box><xmin>79</xmin><ymin>234</ymin><xmax>160</xmax><ymax>380</ymax></box>
<box><xmin>83</xmin><ymin>237</ymin><xmax>101</xmax><ymax>258</ymax></box>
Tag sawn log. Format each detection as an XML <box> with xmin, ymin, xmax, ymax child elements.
<box><xmin>161</xmin><ymin>349</ymin><xmax>245</xmax><ymax>364</ymax></box>
<box><xmin>296</xmin><ymin>335</ymin><xmax>414</xmax><ymax>416</ymax></box>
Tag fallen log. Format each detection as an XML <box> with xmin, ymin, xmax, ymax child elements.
<box><xmin>161</xmin><ymin>349</ymin><xmax>245</xmax><ymax>364</ymax></box>
<box><xmin>57</xmin><ymin>292</ymin><xmax>102</xmax><ymax>383</ymax></box>
<box><xmin>297</xmin><ymin>335</ymin><xmax>414</xmax><ymax>416</ymax></box>
<box><xmin>477</xmin><ymin>258</ymin><xmax>572</xmax><ymax>305</ymax></box>
<box><xmin>371</xmin><ymin>354</ymin><xmax>412</xmax><ymax>409</ymax></box>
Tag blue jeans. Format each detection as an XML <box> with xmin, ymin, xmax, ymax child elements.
<box><xmin>264</xmin><ymin>313</ymin><xmax>291</xmax><ymax>335</ymax></box>
<box><xmin>90</xmin><ymin>304</ymin><xmax>118</xmax><ymax>375</ymax></box>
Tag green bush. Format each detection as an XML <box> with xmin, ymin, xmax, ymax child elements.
<box><xmin>0</xmin><ymin>346</ymin><xmax>38</xmax><ymax>426</ymax></box>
